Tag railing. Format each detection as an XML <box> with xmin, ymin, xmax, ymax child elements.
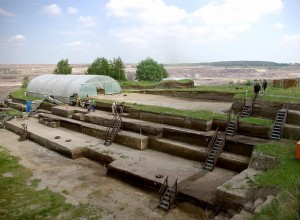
<box><xmin>104</xmin><ymin>114</ymin><xmax>122</xmax><ymax>145</ymax></box>
<box><xmin>212</xmin><ymin>135</ymin><xmax>226</xmax><ymax>170</ymax></box>
<box><xmin>275</xmin><ymin>105</ymin><xmax>290</xmax><ymax>139</ymax></box>
<box><xmin>204</xmin><ymin>127</ymin><xmax>219</xmax><ymax>162</ymax></box>
<box><xmin>159</xmin><ymin>176</ymin><xmax>168</xmax><ymax>198</ymax></box>
<box><xmin>226</xmin><ymin>109</ymin><xmax>233</xmax><ymax>127</ymax></box>
<box><xmin>169</xmin><ymin>178</ymin><xmax>178</xmax><ymax>208</ymax></box>
<box><xmin>234</xmin><ymin>113</ymin><xmax>241</xmax><ymax>134</ymax></box>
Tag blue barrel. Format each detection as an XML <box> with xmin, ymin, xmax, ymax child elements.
<box><xmin>26</xmin><ymin>100</ymin><xmax>31</xmax><ymax>112</ymax></box>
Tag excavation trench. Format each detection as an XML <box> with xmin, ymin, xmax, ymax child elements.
<box><xmin>4</xmin><ymin>105</ymin><xmax>268</xmax><ymax>211</ymax></box>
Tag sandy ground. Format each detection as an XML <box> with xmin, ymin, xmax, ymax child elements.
<box><xmin>0</xmin><ymin>129</ymin><xmax>210</xmax><ymax>219</ymax></box>
<box><xmin>99</xmin><ymin>93</ymin><xmax>232</xmax><ymax>113</ymax></box>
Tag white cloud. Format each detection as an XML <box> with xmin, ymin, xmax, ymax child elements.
<box><xmin>284</xmin><ymin>34</ymin><xmax>300</xmax><ymax>43</ymax></box>
<box><xmin>191</xmin><ymin>0</ymin><xmax>283</xmax><ymax>26</ymax></box>
<box><xmin>273</xmin><ymin>23</ymin><xmax>284</xmax><ymax>29</ymax></box>
<box><xmin>78</xmin><ymin>16</ymin><xmax>96</xmax><ymax>27</ymax></box>
<box><xmin>43</xmin><ymin>4</ymin><xmax>61</xmax><ymax>15</ymax></box>
<box><xmin>9</xmin><ymin>35</ymin><xmax>26</xmax><ymax>42</ymax></box>
<box><xmin>65</xmin><ymin>41</ymin><xmax>91</xmax><ymax>50</ymax></box>
<box><xmin>67</xmin><ymin>6</ymin><xmax>78</xmax><ymax>14</ymax></box>
<box><xmin>0</xmin><ymin>8</ymin><xmax>16</xmax><ymax>17</ymax></box>
<box><xmin>106</xmin><ymin>0</ymin><xmax>187</xmax><ymax>25</ymax></box>
<box><xmin>106</xmin><ymin>0</ymin><xmax>284</xmax><ymax>46</ymax></box>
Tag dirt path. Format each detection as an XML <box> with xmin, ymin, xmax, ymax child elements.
<box><xmin>98</xmin><ymin>93</ymin><xmax>232</xmax><ymax>113</ymax></box>
<box><xmin>0</xmin><ymin>129</ymin><xmax>209</xmax><ymax>219</ymax></box>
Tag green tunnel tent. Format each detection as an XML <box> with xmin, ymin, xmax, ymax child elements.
<box><xmin>27</xmin><ymin>74</ymin><xmax>121</xmax><ymax>102</ymax></box>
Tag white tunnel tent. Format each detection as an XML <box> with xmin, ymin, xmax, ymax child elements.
<box><xmin>27</xmin><ymin>74</ymin><xmax>121</xmax><ymax>102</ymax></box>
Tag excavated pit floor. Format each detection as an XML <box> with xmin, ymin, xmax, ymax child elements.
<box><xmin>98</xmin><ymin>93</ymin><xmax>232</xmax><ymax>113</ymax></box>
<box><xmin>5</xmin><ymin>118</ymin><xmax>237</xmax><ymax>207</ymax></box>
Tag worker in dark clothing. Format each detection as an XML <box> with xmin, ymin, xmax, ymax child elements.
<box><xmin>254</xmin><ymin>83</ymin><xmax>261</xmax><ymax>100</ymax></box>
<box><xmin>262</xmin><ymin>79</ymin><xmax>267</xmax><ymax>92</ymax></box>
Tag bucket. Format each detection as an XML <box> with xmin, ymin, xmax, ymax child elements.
<box><xmin>296</xmin><ymin>141</ymin><xmax>300</xmax><ymax>160</ymax></box>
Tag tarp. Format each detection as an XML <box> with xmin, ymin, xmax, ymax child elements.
<box><xmin>27</xmin><ymin>74</ymin><xmax>121</xmax><ymax>101</ymax></box>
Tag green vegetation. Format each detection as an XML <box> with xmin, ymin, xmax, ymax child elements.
<box><xmin>122</xmin><ymin>81</ymin><xmax>300</xmax><ymax>104</ymax></box>
<box><xmin>53</xmin><ymin>59</ymin><xmax>72</xmax><ymax>74</ymax></box>
<box><xmin>120</xmin><ymin>80</ymin><xmax>161</xmax><ymax>87</ymax></box>
<box><xmin>21</xmin><ymin>75</ymin><xmax>30</xmax><ymax>88</ymax></box>
<box><xmin>87</xmin><ymin>57</ymin><xmax>127</xmax><ymax>81</ymax></box>
<box><xmin>0</xmin><ymin>147</ymin><xmax>102</xmax><ymax>219</ymax></box>
<box><xmin>10</xmin><ymin>88</ymin><xmax>40</xmax><ymax>101</ymax></box>
<box><xmin>0</xmin><ymin>109</ymin><xmax>23</xmax><ymax>117</ymax></box>
<box><xmin>239</xmin><ymin>117</ymin><xmax>273</xmax><ymax>126</ymax></box>
<box><xmin>111</xmin><ymin>57</ymin><xmax>127</xmax><ymax>81</ymax></box>
<box><xmin>125</xmin><ymin>103</ymin><xmax>216</xmax><ymax>120</ymax></box>
<box><xmin>251</xmin><ymin>141</ymin><xmax>300</xmax><ymax>219</ymax></box>
<box><xmin>136</xmin><ymin>57</ymin><xmax>168</xmax><ymax>82</ymax></box>
<box><xmin>120</xmin><ymin>78</ymin><xmax>194</xmax><ymax>89</ymax></box>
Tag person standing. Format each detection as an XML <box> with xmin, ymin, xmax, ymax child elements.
<box><xmin>262</xmin><ymin>79</ymin><xmax>268</xmax><ymax>92</ymax></box>
<box><xmin>254</xmin><ymin>83</ymin><xmax>261</xmax><ymax>100</ymax></box>
<box><xmin>91</xmin><ymin>98</ymin><xmax>95</xmax><ymax>112</ymax></box>
<box><xmin>76</xmin><ymin>96</ymin><xmax>80</xmax><ymax>107</ymax></box>
<box><xmin>112</xmin><ymin>102</ymin><xmax>116</xmax><ymax>115</ymax></box>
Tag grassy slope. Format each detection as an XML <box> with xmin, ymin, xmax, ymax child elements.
<box><xmin>250</xmin><ymin>140</ymin><xmax>300</xmax><ymax>219</ymax></box>
<box><xmin>10</xmin><ymin>88</ymin><xmax>40</xmax><ymax>101</ymax></box>
<box><xmin>0</xmin><ymin>147</ymin><xmax>101</xmax><ymax>220</ymax></box>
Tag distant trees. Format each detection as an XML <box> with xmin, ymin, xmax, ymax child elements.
<box><xmin>53</xmin><ymin>59</ymin><xmax>72</xmax><ymax>74</ymax></box>
<box><xmin>201</xmin><ymin>61</ymin><xmax>290</xmax><ymax>67</ymax></box>
<box><xmin>87</xmin><ymin>57</ymin><xmax>127</xmax><ymax>81</ymax></box>
<box><xmin>21</xmin><ymin>75</ymin><xmax>29</xmax><ymax>88</ymax></box>
<box><xmin>111</xmin><ymin>57</ymin><xmax>126</xmax><ymax>81</ymax></box>
<box><xmin>136</xmin><ymin>57</ymin><xmax>168</xmax><ymax>82</ymax></box>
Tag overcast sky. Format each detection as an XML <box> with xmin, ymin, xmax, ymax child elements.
<box><xmin>0</xmin><ymin>0</ymin><xmax>300</xmax><ymax>64</ymax></box>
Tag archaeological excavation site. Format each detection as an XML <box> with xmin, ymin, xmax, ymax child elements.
<box><xmin>1</xmin><ymin>74</ymin><xmax>300</xmax><ymax>219</ymax></box>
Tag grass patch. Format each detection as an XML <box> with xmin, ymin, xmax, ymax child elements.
<box><xmin>127</xmin><ymin>103</ymin><xmax>216</xmax><ymax>120</ymax></box>
<box><xmin>250</xmin><ymin>140</ymin><xmax>300</xmax><ymax>219</ymax></box>
<box><xmin>120</xmin><ymin>81</ymin><xmax>160</xmax><ymax>87</ymax></box>
<box><xmin>0</xmin><ymin>109</ymin><xmax>23</xmax><ymax>117</ymax></box>
<box><xmin>77</xmin><ymin>176</ymin><xmax>86</xmax><ymax>181</ymax></box>
<box><xmin>0</xmin><ymin>146</ymin><xmax>101</xmax><ymax>219</ymax></box>
<box><xmin>239</xmin><ymin>117</ymin><xmax>273</xmax><ymax>126</ymax></box>
<box><xmin>10</xmin><ymin>88</ymin><xmax>40</xmax><ymax>101</ymax></box>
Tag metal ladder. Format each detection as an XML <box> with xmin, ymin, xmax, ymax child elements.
<box><xmin>19</xmin><ymin>123</ymin><xmax>29</xmax><ymax>141</ymax></box>
<box><xmin>203</xmin><ymin>128</ymin><xmax>226</xmax><ymax>171</ymax></box>
<box><xmin>104</xmin><ymin>114</ymin><xmax>122</xmax><ymax>146</ymax></box>
<box><xmin>158</xmin><ymin>176</ymin><xmax>178</xmax><ymax>210</ymax></box>
<box><xmin>241</xmin><ymin>98</ymin><xmax>255</xmax><ymax>118</ymax></box>
<box><xmin>225</xmin><ymin>111</ymin><xmax>240</xmax><ymax>136</ymax></box>
<box><xmin>270</xmin><ymin>106</ymin><xmax>289</xmax><ymax>140</ymax></box>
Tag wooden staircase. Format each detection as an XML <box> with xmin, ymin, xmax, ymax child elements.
<box><xmin>270</xmin><ymin>106</ymin><xmax>289</xmax><ymax>140</ymax></box>
<box><xmin>203</xmin><ymin>128</ymin><xmax>226</xmax><ymax>171</ymax></box>
<box><xmin>158</xmin><ymin>176</ymin><xmax>178</xmax><ymax>210</ymax></box>
<box><xmin>104</xmin><ymin>114</ymin><xmax>122</xmax><ymax>146</ymax></box>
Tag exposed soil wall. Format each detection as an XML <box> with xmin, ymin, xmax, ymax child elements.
<box><xmin>232</xmin><ymin>100</ymin><xmax>300</xmax><ymax>121</ymax></box>
<box><xmin>128</xmin><ymin>111</ymin><xmax>212</xmax><ymax>131</ymax></box>
<box><xmin>213</xmin><ymin>118</ymin><xmax>271</xmax><ymax>139</ymax></box>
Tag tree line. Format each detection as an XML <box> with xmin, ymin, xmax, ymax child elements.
<box><xmin>53</xmin><ymin>57</ymin><xmax>168</xmax><ymax>82</ymax></box>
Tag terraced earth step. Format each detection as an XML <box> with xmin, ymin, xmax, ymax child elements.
<box><xmin>152</xmin><ymin>138</ymin><xmax>250</xmax><ymax>172</ymax></box>
<box><xmin>39</xmin><ymin>113</ymin><xmax>149</xmax><ymax>150</ymax></box>
<box><xmin>4</xmin><ymin>117</ymin><xmax>239</xmax><ymax>208</ymax></box>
